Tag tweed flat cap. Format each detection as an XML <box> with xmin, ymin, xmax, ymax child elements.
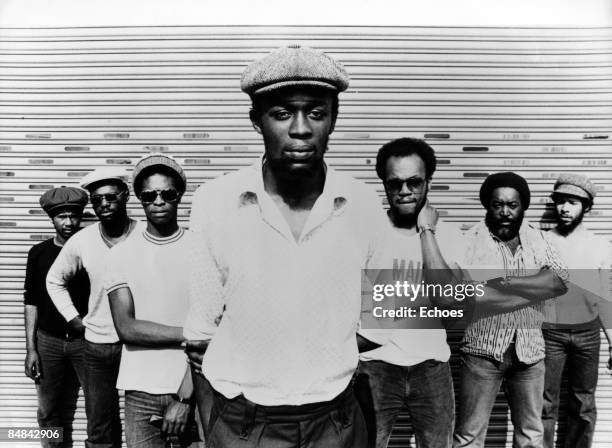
<box><xmin>80</xmin><ymin>167</ymin><xmax>130</xmax><ymax>191</ymax></box>
<box><xmin>132</xmin><ymin>153</ymin><xmax>187</xmax><ymax>196</ymax></box>
<box><xmin>552</xmin><ymin>173</ymin><xmax>596</xmax><ymax>201</ymax></box>
<box><xmin>479</xmin><ymin>172</ymin><xmax>531</xmax><ymax>210</ymax></box>
<box><xmin>241</xmin><ymin>45</ymin><xmax>349</xmax><ymax>96</ymax></box>
<box><xmin>39</xmin><ymin>186</ymin><xmax>88</xmax><ymax>217</ymax></box>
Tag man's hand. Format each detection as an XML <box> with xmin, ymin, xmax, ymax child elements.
<box><xmin>417</xmin><ymin>201</ymin><xmax>439</xmax><ymax>231</ymax></box>
<box><xmin>25</xmin><ymin>349</ymin><xmax>41</xmax><ymax>381</ymax></box>
<box><xmin>162</xmin><ymin>400</ymin><xmax>191</xmax><ymax>436</ymax></box>
<box><xmin>67</xmin><ymin>316</ymin><xmax>85</xmax><ymax>336</ymax></box>
<box><xmin>608</xmin><ymin>347</ymin><xmax>612</xmax><ymax>373</ymax></box>
<box><xmin>184</xmin><ymin>340</ymin><xmax>209</xmax><ymax>376</ymax></box>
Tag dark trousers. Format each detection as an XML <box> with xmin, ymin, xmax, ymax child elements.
<box><xmin>354</xmin><ymin>359</ymin><xmax>454</xmax><ymax>448</ymax></box>
<box><xmin>36</xmin><ymin>330</ymin><xmax>86</xmax><ymax>448</ymax></box>
<box><xmin>84</xmin><ymin>340</ymin><xmax>122</xmax><ymax>448</ymax></box>
<box><xmin>206</xmin><ymin>386</ymin><xmax>367</xmax><ymax>448</ymax></box>
<box><xmin>542</xmin><ymin>326</ymin><xmax>600</xmax><ymax>448</ymax></box>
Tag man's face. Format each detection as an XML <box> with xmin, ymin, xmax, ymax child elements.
<box><xmin>51</xmin><ymin>210</ymin><xmax>82</xmax><ymax>241</ymax></box>
<box><xmin>485</xmin><ymin>187</ymin><xmax>524</xmax><ymax>241</ymax></box>
<box><xmin>251</xmin><ymin>87</ymin><xmax>336</xmax><ymax>176</ymax></box>
<box><xmin>89</xmin><ymin>183</ymin><xmax>128</xmax><ymax>223</ymax></box>
<box><xmin>553</xmin><ymin>194</ymin><xmax>585</xmax><ymax>232</ymax></box>
<box><xmin>383</xmin><ymin>154</ymin><xmax>430</xmax><ymax>219</ymax></box>
<box><xmin>139</xmin><ymin>173</ymin><xmax>181</xmax><ymax>227</ymax></box>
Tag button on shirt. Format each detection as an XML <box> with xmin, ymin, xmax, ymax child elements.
<box><xmin>459</xmin><ymin>220</ymin><xmax>568</xmax><ymax>364</ymax></box>
<box><xmin>543</xmin><ymin>224</ymin><xmax>612</xmax><ymax>326</ymax></box>
<box><xmin>184</xmin><ymin>161</ymin><xmax>387</xmax><ymax>406</ymax></box>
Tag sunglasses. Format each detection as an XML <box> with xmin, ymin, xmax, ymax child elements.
<box><xmin>139</xmin><ymin>188</ymin><xmax>180</xmax><ymax>204</ymax></box>
<box><xmin>90</xmin><ymin>190</ymin><xmax>126</xmax><ymax>205</ymax></box>
<box><xmin>384</xmin><ymin>178</ymin><xmax>426</xmax><ymax>193</ymax></box>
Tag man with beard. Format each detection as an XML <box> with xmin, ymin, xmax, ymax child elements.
<box><xmin>24</xmin><ymin>187</ymin><xmax>90</xmax><ymax>447</ymax></box>
<box><xmin>184</xmin><ymin>45</ymin><xmax>388</xmax><ymax>448</ymax></box>
<box><xmin>354</xmin><ymin>138</ymin><xmax>462</xmax><ymax>448</ymax></box>
<box><xmin>453</xmin><ymin>172</ymin><xmax>568</xmax><ymax>448</ymax></box>
<box><xmin>541</xmin><ymin>173</ymin><xmax>612</xmax><ymax>448</ymax></box>
<box><xmin>47</xmin><ymin>168</ymin><xmax>142</xmax><ymax>448</ymax></box>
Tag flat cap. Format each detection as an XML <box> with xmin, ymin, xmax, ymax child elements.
<box><xmin>552</xmin><ymin>173</ymin><xmax>596</xmax><ymax>201</ymax></box>
<box><xmin>132</xmin><ymin>153</ymin><xmax>187</xmax><ymax>196</ymax></box>
<box><xmin>479</xmin><ymin>172</ymin><xmax>531</xmax><ymax>210</ymax></box>
<box><xmin>241</xmin><ymin>45</ymin><xmax>349</xmax><ymax>96</ymax></box>
<box><xmin>80</xmin><ymin>167</ymin><xmax>130</xmax><ymax>191</ymax></box>
<box><xmin>39</xmin><ymin>186</ymin><xmax>88</xmax><ymax>217</ymax></box>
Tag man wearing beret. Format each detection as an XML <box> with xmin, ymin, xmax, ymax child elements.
<box><xmin>184</xmin><ymin>45</ymin><xmax>387</xmax><ymax>447</ymax></box>
<box><xmin>541</xmin><ymin>173</ymin><xmax>612</xmax><ymax>448</ymax></box>
<box><xmin>105</xmin><ymin>154</ymin><xmax>200</xmax><ymax>447</ymax></box>
<box><xmin>24</xmin><ymin>186</ymin><xmax>90</xmax><ymax>447</ymax></box>
<box><xmin>453</xmin><ymin>172</ymin><xmax>569</xmax><ymax>448</ymax></box>
<box><xmin>47</xmin><ymin>168</ymin><xmax>143</xmax><ymax>448</ymax></box>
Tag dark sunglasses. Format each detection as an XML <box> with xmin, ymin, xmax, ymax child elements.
<box><xmin>384</xmin><ymin>178</ymin><xmax>426</xmax><ymax>193</ymax></box>
<box><xmin>139</xmin><ymin>188</ymin><xmax>180</xmax><ymax>204</ymax></box>
<box><xmin>90</xmin><ymin>190</ymin><xmax>126</xmax><ymax>205</ymax></box>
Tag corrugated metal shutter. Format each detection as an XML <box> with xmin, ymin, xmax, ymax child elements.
<box><xmin>1</xmin><ymin>25</ymin><xmax>610</xmax><ymax>447</ymax></box>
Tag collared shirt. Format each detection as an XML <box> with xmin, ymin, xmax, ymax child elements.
<box><xmin>543</xmin><ymin>224</ymin><xmax>612</xmax><ymax>326</ymax></box>
<box><xmin>184</xmin><ymin>160</ymin><xmax>387</xmax><ymax>406</ymax></box>
<box><xmin>459</xmin><ymin>220</ymin><xmax>568</xmax><ymax>363</ymax></box>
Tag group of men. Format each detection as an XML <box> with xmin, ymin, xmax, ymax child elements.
<box><xmin>23</xmin><ymin>45</ymin><xmax>611</xmax><ymax>448</ymax></box>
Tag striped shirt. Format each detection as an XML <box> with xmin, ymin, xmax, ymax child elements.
<box><xmin>459</xmin><ymin>220</ymin><xmax>568</xmax><ymax>363</ymax></box>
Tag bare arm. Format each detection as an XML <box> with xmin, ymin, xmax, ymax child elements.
<box><xmin>162</xmin><ymin>366</ymin><xmax>194</xmax><ymax>436</ymax></box>
<box><xmin>496</xmin><ymin>268</ymin><xmax>567</xmax><ymax>300</ymax></box>
<box><xmin>108</xmin><ymin>286</ymin><xmax>183</xmax><ymax>347</ymax></box>
<box><xmin>24</xmin><ymin>305</ymin><xmax>40</xmax><ymax>381</ymax></box>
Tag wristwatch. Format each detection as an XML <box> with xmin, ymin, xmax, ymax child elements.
<box><xmin>171</xmin><ymin>394</ymin><xmax>192</xmax><ymax>404</ymax></box>
<box><xmin>418</xmin><ymin>224</ymin><xmax>436</xmax><ymax>235</ymax></box>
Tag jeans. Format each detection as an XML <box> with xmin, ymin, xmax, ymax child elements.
<box><xmin>453</xmin><ymin>345</ymin><xmax>545</xmax><ymax>448</ymax></box>
<box><xmin>206</xmin><ymin>386</ymin><xmax>367</xmax><ymax>448</ymax></box>
<box><xmin>84</xmin><ymin>340</ymin><xmax>122</xmax><ymax>448</ymax></box>
<box><xmin>354</xmin><ymin>359</ymin><xmax>454</xmax><ymax>448</ymax></box>
<box><xmin>542</xmin><ymin>326</ymin><xmax>600</xmax><ymax>448</ymax></box>
<box><xmin>124</xmin><ymin>391</ymin><xmax>202</xmax><ymax>448</ymax></box>
<box><xmin>36</xmin><ymin>330</ymin><xmax>86</xmax><ymax>448</ymax></box>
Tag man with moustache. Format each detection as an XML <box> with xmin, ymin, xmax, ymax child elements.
<box><xmin>354</xmin><ymin>138</ymin><xmax>463</xmax><ymax>448</ymax></box>
<box><xmin>47</xmin><ymin>168</ymin><xmax>142</xmax><ymax>448</ymax></box>
<box><xmin>541</xmin><ymin>173</ymin><xmax>612</xmax><ymax>448</ymax></box>
<box><xmin>106</xmin><ymin>154</ymin><xmax>199</xmax><ymax>447</ymax></box>
<box><xmin>24</xmin><ymin>186</ymin><xmax>90</xmax><ymax>447</ymax></box>
<box><xmin>184</xmin><ymin>45</ymin><xmax>388</xmax><ymax>447</ymax></box>
<box><xmin>453</xmin><ymin>172</ymin><xmax>568</xmax><ymax>448</ymax></box>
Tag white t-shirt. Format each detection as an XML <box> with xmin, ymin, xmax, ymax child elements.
<box><xmin>359</xmin><ymin>218</ymin><xmax>465</xmax><ymax>366</ymax></box>
<box><xmin>105</xmin><ymin>228</ymin><xmax>191</xmax><ymax>394</ymax></box>
<box><xmin>47</xmin><ymin>220</ymin><xmax>143</xmax><ymax>343</ymax></box>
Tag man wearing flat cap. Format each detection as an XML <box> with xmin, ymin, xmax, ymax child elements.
<box><xmin>453</xmin><ymin>172</ymin><xmax>569</xmax><ymax>448</ymax></box>
<box><xmin>541</xmin><ymin>173</ymin><xmax>612</xmax><ymax>448</ymax></box>
<box><xmin>24</xmin><ymin>186</ymin><xmax>90</xmax><ymax>447</ymax></box>
<box><xmin>47</xmin><ymin>168</ymin><xmax>143</xmax><ymax>448</ymax></box>
<box><xmin>184</xmin><ymin>45</ymin><xmax>386</xmax><ymax>447</ymax></box>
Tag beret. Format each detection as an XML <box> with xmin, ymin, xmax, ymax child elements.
<box><xmin>479</xmin><ymin>172</ymin><xmax>531</xmax><ymax>210</ymax></box>
<box><xmin>241</xmin><ymin>45</ymin><xmax>349</xmax><ymax>96</ymax></box>
<box><xmin>39</xmin><ymin>186</ymin><xmax>88</xmax><ymax>217</ymax></box>
<box><xmin>80</xmin><ymin>167</ymin><xmax>130</xmax><ymax>191</ymax></box>
<box><xmin>132</xmin><ymin>153</ymin><xmax>187</xmax><ymax>196</ymax></box>
<box><xmin>552</xmin><ymin>173</ymin><xmax>596</xmax><ymax>202</ymax></box>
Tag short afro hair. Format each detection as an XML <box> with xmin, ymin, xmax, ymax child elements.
<box><xmin>375</xmin><ymin>138</ymin><xmax>437</xmax><ymax>180</ymax></box>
